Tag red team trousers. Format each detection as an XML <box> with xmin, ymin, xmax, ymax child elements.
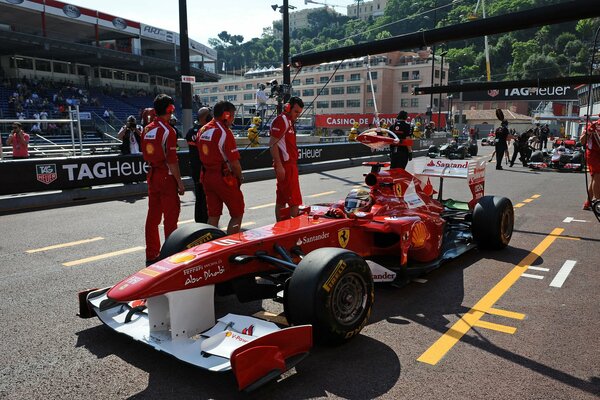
<box><xmin>145</xmin><ymin>167</ymin><xmax>180</xmax><ymax>260</ymax></box>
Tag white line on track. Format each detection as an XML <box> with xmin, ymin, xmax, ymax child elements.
<box><xmin>521</xmin><ymin>273</ymin><xmax>545</xmax><ymax>280</ymax></box>
<box><xmin>527</xmin><ymin>266</ymin><xmax>550</xmax><ymax>272</ymax></box>
<box><xmin>563</xmin><ymin>217</ymin><xmax>587</xmax><ymax>223</ymax></box>
<box><xmin>549</xmin><ymin>260</ymin><xmax>576</xmax><ymax>288</ymax></box>
<box><xmin>412</xmin><ymin>278</ymin><xmax>428</xmax><ymax>284</ymax></box>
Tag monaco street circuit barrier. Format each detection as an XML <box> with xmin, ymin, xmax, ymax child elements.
<box><xmin>0</xmin><ymin>138</ymin><xmax>447</xmax><ymax>197</ymax></box>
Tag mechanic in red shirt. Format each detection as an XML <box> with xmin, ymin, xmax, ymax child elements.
<box><xmin>197</xmin><ymin>101</ymin><xmax>245</xmax><ymax>234</ymax></box>
<box><xmin>141</xmin><ymin>94</ymin><xmax>185</xmax><ymax>264</ymax></box>
<box><xmin>269</xmin><ymin>96</ymin><xmax>304</xmax><ymax>221</ymax></box>
<box><xmin>581</xmin><ymin>118</ymin><xmax>600</xmax><ymax>210</ymax></box>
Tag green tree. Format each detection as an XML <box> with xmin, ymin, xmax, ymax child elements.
<box><xmin>521</xmin><ymin>54</ymin><xmax>561</xmax><ymax>79</ymax></box>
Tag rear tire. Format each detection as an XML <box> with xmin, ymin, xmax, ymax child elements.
<box><xmin>472</xmin><ymin>196</ymin><xmax>514</xmax><ymax>250</ymax></box>
<box><xmin>285</xmin><ymin>248</ymin><xmax>374</xmax><ymax>345</ymax></box>
<box><xmin>159</xmin><ymin>223</ymin><xmax>226</xmax><ymax>259</ymax></box>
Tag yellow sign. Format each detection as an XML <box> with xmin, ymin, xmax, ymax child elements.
<box><xmin>338</xmin><ymin>228</ymin><xmax>350</xmax><ymax>248</ymax></box>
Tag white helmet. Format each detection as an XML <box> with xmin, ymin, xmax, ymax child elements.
<box><xmin>344</xmin><ymin>188</ymin><xmax>373</xmax><ymax>213</ymax></box>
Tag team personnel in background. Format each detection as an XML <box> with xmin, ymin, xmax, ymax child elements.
<box><xmin>389</xmin><ymin>110</ymin><xmax>413</xmax><ymax>169</ymax></box>
<box><xmin>581</xmin><ymin>119</ymin><xmax>600</xmax><ymax>210</ymax></box>
<box><xmin>141</xmin><ymin>107</ymin><xmax>156</xmax><ymax>127</ymax></box>
<box><xmin>7</xmin><ymin>122</ymin><xmax>30</xmax><ymax>159</ymax></box>
<box><xmin>197</xmin><ymin>101</ymin><xmax>244</xmax><ymax>234</ymax></box>
<box><xmin>255</xmin><ymin>83</ymin><xmax>269</xmax><ymax>123</ymax></box>
<box><xmin>494</xmin><ymin>120</ymin><xmax>512</xmax><ymax>170</ymax></box>
<box><xmin>270</xmin><ymin>96</ymin><xmax>304</xmax><ymax>221</ymax></box>
<box><xmin>185</xmin><ymin>107</ymin><xmax>212</xmax><ymax>223</ymax></box>
<box><xmin>117</xmin><ymin>115</ymin><xmax>142</xmax><ymax>155</ymax></box>
<box><xmin>540</xmin><ymin>124</ymin><xmax>550</xmax><ymax>150</ymax></box>
<box><xmin>141</xmin><ymin>94</ymin><xmax>185</xmax><ymax>265</ymax></box>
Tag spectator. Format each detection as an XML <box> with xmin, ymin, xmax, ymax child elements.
<box><xmin>7</xmin><ymin>122</ymin><xmax>30</xmax><ymax>159</ymax></box>
<box><xmin>117</xmin><ymin>115</ymin><xmax>142</xmax><ymax>155</ymax></box>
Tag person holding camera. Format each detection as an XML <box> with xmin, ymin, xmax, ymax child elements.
<box><xmin>7</xmin><ymin>122</ymin><xmax>30</xmax><ymax>159</ymax></box>
<box><xmin>141</xmin><ymin>94</ymin><xmax>185</xmax><ymax>265</ymax></box>
<box><xmin>270</xmin><ymin>96</ymin><xmax>304</xmax><ymax>221</ymax></box>
<box><xmin>197</xmin><ymin>101</ymin><xmax>245</xmax><ymax>234</ymax></box>
<box><xmin>186</xmin><ymin>107</ymin><xmax>212</xmax><ymax>223</ymax></box>
<box><xmin>118</xmin><ymin>115</ymin><xmax>142</xmax><ymax>155</ymax></box>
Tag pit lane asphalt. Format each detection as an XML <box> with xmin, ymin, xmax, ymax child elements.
<box><xmin>0</xmin><ymin>145</ymin><xmax>598</xmax><ymax>400</ymax></box>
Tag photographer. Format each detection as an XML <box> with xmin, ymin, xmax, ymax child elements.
<box><xmin>7</xmin><ymin>122</ymin><xmax>30</xmax><ymax>159</ymax></box>
<box><xmin>118</xmin><ymin>115</ymin><xmax>142</xmax><ymax>155</ymax></box>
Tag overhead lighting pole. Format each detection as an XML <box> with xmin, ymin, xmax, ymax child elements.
<box><xmin>178</xmin><ymin>0</ymin><xmax>192</xmax><ymax>133</ymax></box>
<box><xmin>272</xmin><ymin>1</ymin><xmax>295</xmax><ymax>112</ymax></box>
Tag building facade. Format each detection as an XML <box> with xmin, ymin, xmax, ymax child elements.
<box><xmin>347</xmin><ymin>0</ymin><xmax>388</xmax><ymax>21</ymax></box>
<box><xmin>193</xmin><ymin>51</ymin><xmax>449</xmax><ymax>126</ymax></box>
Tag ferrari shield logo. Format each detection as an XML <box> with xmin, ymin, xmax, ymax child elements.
<box><xmin>36</xmin><ymin>164</ymin><xmax>57</xmax><ymax>185</ymax></box>
<box><xmin>338</xmin><ymin>228</ymin><xmax>350</xmax><ymax>248</ymax></box>
<box><xmin>394</xmin><ymin>183</ymin><xmax>403</xmax><ymax>198</ymax></box>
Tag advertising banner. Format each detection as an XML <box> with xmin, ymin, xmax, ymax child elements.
<box><xmin>461</xmin><ymin>86</ymin><xmax>577</xmax><ymax>101</ymax></box>
<box><xmin>315</xmin><ymin>113</ymin><xmax>447</xmax><ymax>128</ymax></box>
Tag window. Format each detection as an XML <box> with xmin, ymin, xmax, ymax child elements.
<box><xmin>244</xmin><ymin>93</ymin><xmax>253</xmax><ymax>101</ymax></box>
<box><xmin>350</xmin><ymin>73</ymin><xmax>361</xmax><ymax>81</ymax></box>
<box><xmin>316</xmin><ymin>101</ymin><xmax>329</xmax><ymax>109</ymax></box>
<box><xmin>53</xmin><ymin>62</ymin><xmax>69</xmax><ymax>74</ymax></box>
<box><xmin>15</xmin><ymin>57</ymin><xmax>33</xmax><ymax>70</ymax></box>
<box><xmin>201</xmin><ymin>97</ymin><xmax>209</xmax><ymax>104</ymax></box>
<box><xmin>302</xmin><ymin>89</ymin><xmax>314</xmax><ymax>97</ymax></box>
<box><xmin>347</xmin><ymin>86</ymin><xmax>360</xmax><ymax>94</ymax></box>
<box><xmin>245</xmin><ymin>83</ymin><xmax>253</xmax><ymax>89</ymax></box>
<box><xmin>127</xmin><ymin>72</ymin><xmax>137</xmax><ymax>81</ymax></box>
<box><xmin>435</xmin><ymin>70</ymin><xmax>440</xmax><ymax>79</ymax></box>
<box><xmin>319</xmin><ymin>76</ymin><xmax>328</xmax><ymax>83</ymax></box>
<box><xmin>292</xmin><ymin>90</ymin><xmax>300</xmax><ymax>97</ymax></box>
<box><xmin>331</xmin><ymin>87</ymin><xmax>344</xmax><ymax>95</ymax></box>
<box><xmin>401</xmin><ymin>84</ymin><xmax>409</xmax><ymax>93</ymax></box>
<box><xmin>411</xmin><ymin>98</ymin><xmax>419</xmax><ymax>107</ymax></box>
<box><xmin>331</xmin><ymin>100</ymin><xmax>344</xmax><ymax>108</ymax></box>
<box><xmin>202</xmin><ymin>87</ymin><xmax>209</xmax><ymax>93</ymax></box>
<box><xmin>368</xmin><ymin>71</ymin><xmax>378</xmax><ymax>80</ymax></box>
<box><xmin>139</xmin><ymin>74</ymin><xmax>149</xmax><ymax>83</ymax></box>
<box><xmin>224</xmin><ymin>95</ymin><xmax>237</xmax><ymax>101</ymax></box>
<box><xmin>292</xmin><ymin>79</ymin><xmax>300</xmax><ymax>85</ymax></box>
<box><xmin>113</xmin><ymin>71</ymin><xmax>125</xmax><ymax>80</ymax></box>
<box><xmin>346</xmin><ymin>100</ymin><xmax>360</xmax><ymax>107</ymax></box>
<box><xmin>36</xmin><ymin>60</ymin><xmax>51</xmax><ymax>72</ymax></box>
<box><xmin>368</xmin><ymin>85</ymin><xmax>377</xmax><ymax>93</ymax></box>
<box><xmin>442</xmin><ymin>71</ymin><xmax>446</xmax><ymax>80</ymax></box>
<box><xmin>402</xmin><ymin>71</ymin><xmax>409</xmax><ymax>80</ymax></box>
<box><xmin>305</xmin><ymin>78</ymin><xmax>314</xmax><ymax>84</ymax></box>
<box><xmin>401</xmin><ymin>99</ymin><xmax>409</xmax><ymax>107</ymax></box>
<box><xmin>210</xmin><ymin>96</ymin><xmax>218</xmax><ymax>103</ymax></box>
<box><xmin>319</xmin><ymin>87</ymin><xmax>329</xmax><ymax>95</ymax></box>
<box><xmin>211</xmin><ymin>87</ymin><xmax>219</xmax><ymax>93</ymax></box>
<box><xmin>412</xmin><ymin>71</ymin><xmax>420</xmax><ymax>80</ymax></box>
<box><xmin>334</xmin><ymin>75</ymin><xmax>344</xmax><ymax>82</ymax></box>
<box><xmin>366</xmin><ymin>99</ymin><xmax>374</xmax><ymax>107</ymax></box>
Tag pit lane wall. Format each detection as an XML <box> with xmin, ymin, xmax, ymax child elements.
<box><xmin>0</xmin><ymin>138</ymin><xmax>449</xmax><ymax>213</ymax></box>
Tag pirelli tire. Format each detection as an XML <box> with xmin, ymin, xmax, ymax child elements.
<box><xmin>285</xmin><ymin>248</ymin><xmax>374</xmax><ymax>345</ymax></box>
<box><xmin>472</xmin><ymin>196</ymin><xmax>514</xmax><ymax>250</ymax></box>
<box><xmin>159</xmin><ymin>223</ymin><xmax>226</xmax><ymax>259</ymax></box>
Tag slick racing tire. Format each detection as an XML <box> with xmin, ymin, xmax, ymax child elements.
<box><xmin>285</xmin><ymin>248</ymin><xmax>374</xmax><ymax>345</ymax></box>
<box><xmin>159</xmin><ymin>223</ymin><xmax>226</xmax><ymax>259</ymax></box>
<box><xmin>472</xmin><ymin>196</ymin><xmax>514</xmax><ymax>250</ymax></box>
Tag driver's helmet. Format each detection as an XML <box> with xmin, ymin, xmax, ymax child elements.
<box><xmin>344</xmin><ymin>188</ymin><xmax>373</xmax><ymax>213</ymax></box>
<box><xmin>557</xmin><ymin>145</ymin><xmax>566</xmax><ymax>152</ymax></box>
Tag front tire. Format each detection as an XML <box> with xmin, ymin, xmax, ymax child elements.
<box><xmin>159</xmin><ymin>223</ymin><xmax>226</xmax><ymax>259</ymax></box>
<box><xmin>472</xmin><ymin>196</ymin><xmax>514</xmax><ymax>250</ymax></box>
<box><xmin>285</xmin><ymin>248</ymin><xmax>374</xmax><ymax>345</ymax></box>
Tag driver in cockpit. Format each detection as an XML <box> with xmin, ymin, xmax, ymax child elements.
<box><xmin>326</xmin><ymin>188</ymin><xmax>374</xmax><ymax>218</ymax></box>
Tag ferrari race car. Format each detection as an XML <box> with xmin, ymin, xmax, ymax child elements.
<box><xmin>528</xmin><ymin>139</ymin><xmax>584</xmax><ymax>171</ymax></box>
<box><xmin>79</xmin><ymin>128</ymin><xmax>514</xmax><ymax>391</ymax></box>
<box><xmin>427</xmin><ymin>139</ymin><xmax>478</xmax><ymax>159</ymax></box>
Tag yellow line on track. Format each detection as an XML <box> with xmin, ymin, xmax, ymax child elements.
<box><xmin>63</xmin><ymin>246</ymin><xmax>145</xmax><ymax>267</ymax></box>
<box><xmin>26</xmin><ymin>237</ymin><xmax>104</xmax><ymax>253</ymax></box>
<box><xmin>514</xmin><ymin>203</ymin><xmax>525</xmax><ymax>208</ymax></box>
<box><xmin>307</xmin><ymin>191</ymin><xmax>337</xmax><ymax>198</ymax></box>
<box><xmin>523</xmin><ymin>198</ymin><xmax>534</xmax><ymax>203</ymax></box>
<box><xmin>249</xmin><ymin>202</ymin><xmax>276</xmax><ymax>210</ymax></box>
<box><xmin>531</xmin><ymin>194</ymin><xmax>541</xmax><ymax>199</ymax></box>
<box><xmin>472</xmin><ymin>320</ymin><xmax>517</xmax><ymax>334</ymax></box>
<box><xmin>486</xmin><ymin>307</ymin><xmax>526</xmax><ymax>320</ymax></box>
<box><xmin>417</xmin><ymin>227</ymin><xmax>564</xmax><ymax>365</ymax></box>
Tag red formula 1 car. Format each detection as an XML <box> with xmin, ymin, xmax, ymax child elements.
<box><xmin>79</xmin><ymin>129</ymin><xmax>514</xmax><ymax>391</ymax></box>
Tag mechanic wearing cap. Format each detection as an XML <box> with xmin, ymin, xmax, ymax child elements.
<box><xmin>185</xmin><ymin>107</ymin><xmax>212</xmax><ymax>223</ymax></box>
<box><xmin>389</xmin><ymin>110</ymin><xmax>413</xmax><ymax>169</ymax></box>
<box><xmin>197</xmin><ymin>101</ymin><xmax>245</xmax><ymax>234</ymax></box>
<box><xmin>117</xmin><ymin>115</ymin><xmax>142</xmax><ymax>155</ymax></box>
<box><xmin>141</xmin><ymin>94</ymin><xmax>185</xmax><ymax>265</ymax></box>
<box><xmin>270</xmin><ymin>96</ymin><xmax>304</xmax><ymax>221</ymax></box>
<box><xmin>580</xmin><ymin>119</ymin><xmax>600</xmax><ymax>210</ymax></box>
<box><xmin>494</xmin><ymin>120</ymin><xmax>511</xmax><ymax>170</ymax></box>
<box><xmin>7</xmin><ymin>122</ymin><xmax>30</xmax><ymax>159</ymax></box>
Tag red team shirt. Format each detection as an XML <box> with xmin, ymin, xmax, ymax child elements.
<box><xmin>197</xmin><ymin>119</ymin><xmax>240</xmax><ymax>169</ymax></box>
<box><xmin>142</xmin><ymin>119</ymin><xmax>178</xmax><ymax>168</ymax></box>
<box><xmin>270</xmin><ymin>114</ymin><xmax>297</xmax><ymax>163</ymax></box>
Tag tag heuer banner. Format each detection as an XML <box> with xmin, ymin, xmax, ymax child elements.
<box><xmin>461</xmin><ymin>86</ymin><xmax>577</xmax><ymax>101</ymax></box>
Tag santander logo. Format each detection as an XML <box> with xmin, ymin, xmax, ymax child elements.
<box><xmin>428</xmin><ymin>160</ymin><xmax>469</xmax><ymax>169</ymax></box>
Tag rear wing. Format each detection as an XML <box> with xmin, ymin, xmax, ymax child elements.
<box><xmin>414</xmin><ymin>159</ymin><xmax>486</xmax><ymax>209</ymax></box>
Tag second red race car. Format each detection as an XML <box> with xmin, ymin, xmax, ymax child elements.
<box><xmin>79</xmin><ymin>128</ymin><xmax>514</xmax><ymax>391</ymax></box>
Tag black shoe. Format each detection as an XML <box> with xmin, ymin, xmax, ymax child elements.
<box><xmin>509</xmin><ymin>163</ymin><xmax>514</xmax><ymax>167</ymax></box>
<box><xmin>496</xmin><ymin>166</ymin><xmax>503</xmax><ymax>170</ymax></box>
